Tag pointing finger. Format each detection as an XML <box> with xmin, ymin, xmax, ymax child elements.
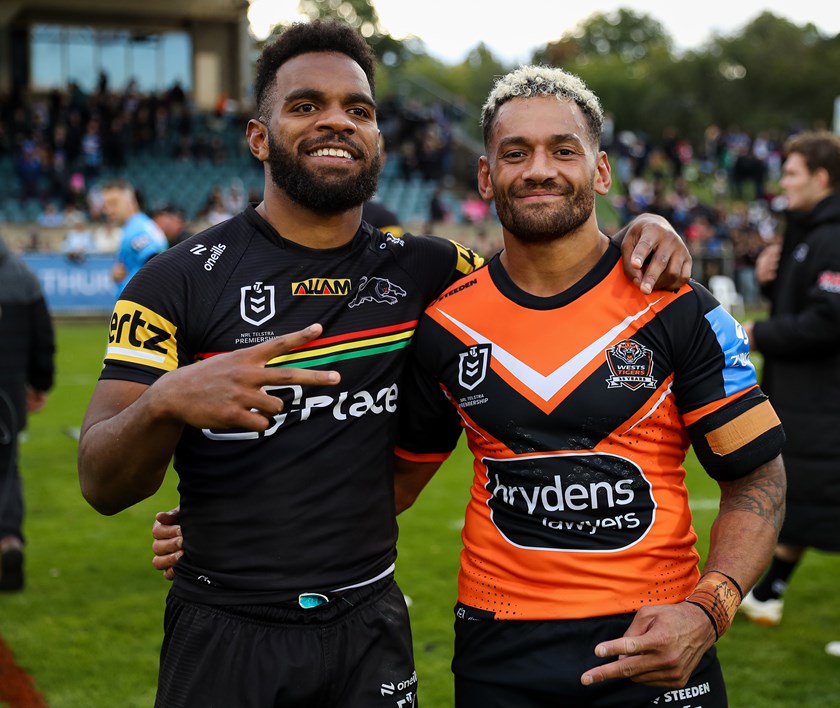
<box><xmin>248</xmin><ymin>324</ymin><xmax>326</xmax><ymax>363</ymax></box>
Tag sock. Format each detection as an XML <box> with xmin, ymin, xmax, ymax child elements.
<box><xmin>752</xmin><ymin>557</ymin><xmax>799</xmax><ymax>601</ymax></box>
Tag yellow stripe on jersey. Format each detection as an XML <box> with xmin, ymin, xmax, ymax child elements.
<box><xmin>451</xmin><ymin>240</ymin><xmax>484</xmax><ymax>275</ymax></box>
<box><xmin>106</xmin><ymin>300</ymin><xmax>178</xmax><ymax>372</ymax></box>
<box><xmin>705</xmin><ymin>399</ymin><xmax>781</xmax><ymax>455</ymax></box>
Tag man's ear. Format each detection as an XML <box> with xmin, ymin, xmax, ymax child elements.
<box><xmin>477</xmin><ymin>156</ymin><xmax>494</xmax><ymax>200</ymax></box>
<box><xmin>594</xmin><ymin>150</ymin><xmax>612</xmax><ymax>196</ymax></box>
<box><xmin>246</xmin><ymin>119</ymin><xmax>269</xmax><ymax>162</ymax></box>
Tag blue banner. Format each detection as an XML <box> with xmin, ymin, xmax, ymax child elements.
<box><xmin>21</xmin><ymin>253</ymin><xmax>115</xmax><ymax>315</ymax></box>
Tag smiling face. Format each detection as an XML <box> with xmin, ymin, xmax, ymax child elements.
<box><xmin>250</xmin><ymin>51</ymin><xmax>381</xmax><ymax>214</ymax></box>
<box><xmin>478</xmin><ymin>96</ymin><xmax>611</xmax><ymax>244</ymax></box>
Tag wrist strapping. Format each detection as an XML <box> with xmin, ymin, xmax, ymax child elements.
<box><xmin>685</xmin><ymin>571</ymin><xmax>743</xmax><ymax>641</ymax></box>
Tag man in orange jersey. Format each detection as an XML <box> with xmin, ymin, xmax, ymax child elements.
<box><xmin>392</xmin><ymin>66</ymin><xmax>786</xmax><ymax>707</ymax></box>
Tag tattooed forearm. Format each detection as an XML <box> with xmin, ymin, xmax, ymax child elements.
<box><xmin>717</xmin><ymin>455</ymin><xmax>787</xmax><ymax>531</ymax></box>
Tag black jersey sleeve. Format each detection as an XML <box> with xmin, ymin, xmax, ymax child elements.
<box><xmin>395</xmin><ymin>314</ymin><xmax>463</xmax><ymax>459</ymax></box>
<box><xmin>667</xmin><ymin>282</ymin><xmax>785</xmax><ymax>480</ymax></box>
<box><xmin>394</xmin><ymin>232</ymin><xmax>484</xmax><ymax>306</ymax></box>
<box><xmin>100</xmin><ymin>213</ymin><xmax>251</xmax><ymax>385</ymax></box>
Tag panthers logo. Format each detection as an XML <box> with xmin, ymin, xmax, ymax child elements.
<box><xmin>605</xmin><ymin>339</ymin><xmax>657</xmax><ymax>390</ymax></box>
<box><xmin>348</xmin><ymin>276</ymin><xmax>407</xmax><ymax>308</ymax></box>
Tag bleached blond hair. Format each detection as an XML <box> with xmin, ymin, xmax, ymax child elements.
<box><xmin>480</xmin><ymin>65</ymin><xmax>604</xmax><ymax>148</ymax></box>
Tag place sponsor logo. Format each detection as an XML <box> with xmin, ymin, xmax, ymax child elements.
<box><xmin>202</xmin><ymin>382</ymin><xmax>399</xmax><ymax>440</ymax></box>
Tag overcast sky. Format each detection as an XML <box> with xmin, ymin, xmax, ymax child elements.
<box><xmin>248</xmin><ymin>0</ymin><xmax>840</xmax><ymax>64</ymax></box>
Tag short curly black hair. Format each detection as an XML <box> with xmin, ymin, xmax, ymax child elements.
<box><xmin>254</xmin><ymin>19</ymin><xmax>376</xmax><ymax>120</ymax></box>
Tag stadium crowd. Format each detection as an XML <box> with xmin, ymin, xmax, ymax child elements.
<box><xmin>0</xmin><ymin>76</ymin><xmax>819</xmax><ymax>300</ymax></box>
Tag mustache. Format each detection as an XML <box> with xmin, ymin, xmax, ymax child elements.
<box><xmin>511</xmin><ymin>181</ymin><xmax>572</xmax><ymax>197</ymax></box>
<box><xmin>301</xmin><ymin>134</ymin><xmax>366</xmax><ymax>157</ymax></box>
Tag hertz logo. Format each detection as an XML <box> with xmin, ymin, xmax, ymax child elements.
<box><xmin>106</xmin><ymin>301</ymin><xmax>178</xmax><ymax>371</ymax></box>
<box><xmin>291</xmin><ymin>278</ymin><xmax>352</xmax><ymax>296</ymax></box>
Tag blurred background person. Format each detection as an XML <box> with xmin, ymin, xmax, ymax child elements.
<box><xmin>152</xmin><ymin>203</ymin><xmax>193</xmax><ymax>248</ymax></box>
<box><xmin>741</xmin><ymin>131</ymin><xmax>840</xmax><ymax>626</ymax></box>
<box><xmin>101</xmin><ymin>179</ymin><xmax>167</xmax><ymax>299</ymax></box>
<box><xmin>0</xmin><ymin>235</ymin><xmax>56</xmax><ymax>592</ymax></box>
<box><xmin>61</xmin><ymin>211</ymin><xmax>94</xmax><ymax>263</ymax></box>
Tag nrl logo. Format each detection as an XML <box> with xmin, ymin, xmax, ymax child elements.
<box><xmin>240</xmin><ymin>281</ymin><xmax>276</xmax><ymax>326</ymax></box>
<box><xmin>458</xmin><ymin>344</ymin><xmax>491</xmax><ymax>391</ymax></box>
<box><xmin>605</xmin><ymin>339</ymin><xmax>657</xmax><ymax>390</ymax></box>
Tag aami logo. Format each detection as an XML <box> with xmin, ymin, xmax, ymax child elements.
<box><xmin>291</xmin><ymin>278</ymin><xmax>352</xmax><ymax>296</ymax></box>
<box><xmin>484</xmin><ymin>452</ymin><xmax>655</xmax><ymax>551</ymax></box>
<box><xmin>106</xmin><ymin>300</ymin><xmax>178</xmax><ymax>371</ymax></box>
<box><xmin>202</xmin><ymin>382</ymin><xmax>399</xmax><ymax>440</ymax></box>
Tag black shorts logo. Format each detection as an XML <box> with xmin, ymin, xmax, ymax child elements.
<box><xmin>484</xmin><ymin>452</ymin><xmax>655</xmax><ymax>551</ymax></box>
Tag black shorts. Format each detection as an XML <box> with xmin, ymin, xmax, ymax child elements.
<box><xmin>452</xmin><ymin>603</ymin><xmax>726</xmax><ymax>708</ymax></box>
<box><xmin>155</xmin><ymin>575</ymin><xmax>418</xmax><ymax>708</ymax></box>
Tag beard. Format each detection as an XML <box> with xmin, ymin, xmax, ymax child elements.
<box><xmin>266</xmin><ymin>131</ymin><xmax>381</xmax><ymax>214</ymax></box>
<box><xmin>492</xmin><ymin>179</ymin><xmax>595</xmax><ymax>244</ymax></box>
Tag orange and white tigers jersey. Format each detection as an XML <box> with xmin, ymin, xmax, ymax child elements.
<box><xmin>396</xmin><ymin>245</ymin><xmax>784</xmax><ymax>620</ymax></box>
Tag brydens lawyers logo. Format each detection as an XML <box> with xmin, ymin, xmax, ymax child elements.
<box><xmin>240</xmin><ymin>281</ymin><xmax>276</xmax><ymax>326</ymax></box>
<box><xmin>458</xmin><ymin>344</ymin><xmax>490</xmax><ymax>390</ymax></box>
<box><xmin>605</xmin><ymin>339</ymin><xmax>657</xmax><ymax>390</ymax></box>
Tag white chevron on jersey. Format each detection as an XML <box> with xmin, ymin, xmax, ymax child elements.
<box><xmin>434</xmin><ymin>297</ymin><xmax>664</xmax><ymax>402</ymax></box>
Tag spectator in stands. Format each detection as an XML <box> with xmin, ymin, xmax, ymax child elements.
<box><xmin>152</xmin><ymin>203</ymin><xmax>193</xmax><ymax>248</ymax></box>
<box><xmin>424</xmin><ymin>187</ymin><xmax>448</xmax><ymax>234</ymax></box>
<box><xmin>61</xmin><ymin>211</ymin><xmax>94</xmax><ymax>263</ymax></box>
<box><xmin>101</xmin><ymin>179</ymin><xmax>167</xmax><ymax>298</ymax></box>
<box><xmin>92</xmin><ymin>218</ymin><xmax>122</xmax><ymax>255</ymax></box>
<box><xmin>36</xmin><ymin>203</ymin><xmax>65</xmax><ymax>229</ymax></box>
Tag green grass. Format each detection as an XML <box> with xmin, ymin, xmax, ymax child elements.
<box><xmin>1</xmin><ymin>319</ymin><xmax>839</xmax><ymax>706</ymax></box>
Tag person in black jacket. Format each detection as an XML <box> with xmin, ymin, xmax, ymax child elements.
<box><xmin>0</xmin><ymin>236</ymin><xmax>56</xmax><ymax>591</ymax></box>
<box><xmin>740</xmin><ymin>131</ymin><xmax>840</xmax><ymax>626</ymax></box>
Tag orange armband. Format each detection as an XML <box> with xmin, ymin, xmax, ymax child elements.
<box><xmin>685</xmin><ymin>571</ymin><xmax>744</xmax><ymax>641</ymax></box>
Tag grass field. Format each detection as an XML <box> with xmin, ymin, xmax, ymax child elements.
<box><xmin>1</xmin><ymin>319</ymin><xmax>839</xmax><ymax>707</ymax></box>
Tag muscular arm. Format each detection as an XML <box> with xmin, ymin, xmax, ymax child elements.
<box><xmin>704</xmin><ymin>455</ymin><xmax>787</xmax><ymax>595</ymax></box>
<box><xmin>581</xmin><ymin>455</ymin><xmax>786</xmax><ymax>689</ymax></box>
<box><xmin>79</xmin><ymin>325</ymin><xmax>340</xmax><ymax>516</ymax></box>
<box><xmin>78</xmin><ymin>379</ymin><xmax>183</xmax><ymax>515</ymax></box>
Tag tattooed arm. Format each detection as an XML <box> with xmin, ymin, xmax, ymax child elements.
<box><xmin>704</xmin><ymin>455</ymin><xmax>787</xmax><ymax>594</ymax></box>
<box><xmin>581</xmin><ymin>455</ymin><xmax>786</xmax><ymax>689</ymax></box>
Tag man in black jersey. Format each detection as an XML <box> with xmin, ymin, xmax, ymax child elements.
<box><xmin>84</xmin><ymin>20</ymin><xmax>691</xmax><ymax>708</ymax></box>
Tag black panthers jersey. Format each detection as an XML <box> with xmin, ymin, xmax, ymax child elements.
<box><xmin>100</xmin><ymin>206</ymin><xmax>480</xmax><ymax>604</ymax></box>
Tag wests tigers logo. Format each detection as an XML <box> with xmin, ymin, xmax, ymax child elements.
<box><xmin>605</xmin><ymin>339</ymin><xmax>658</xmax><ymax>391</ymax></box>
